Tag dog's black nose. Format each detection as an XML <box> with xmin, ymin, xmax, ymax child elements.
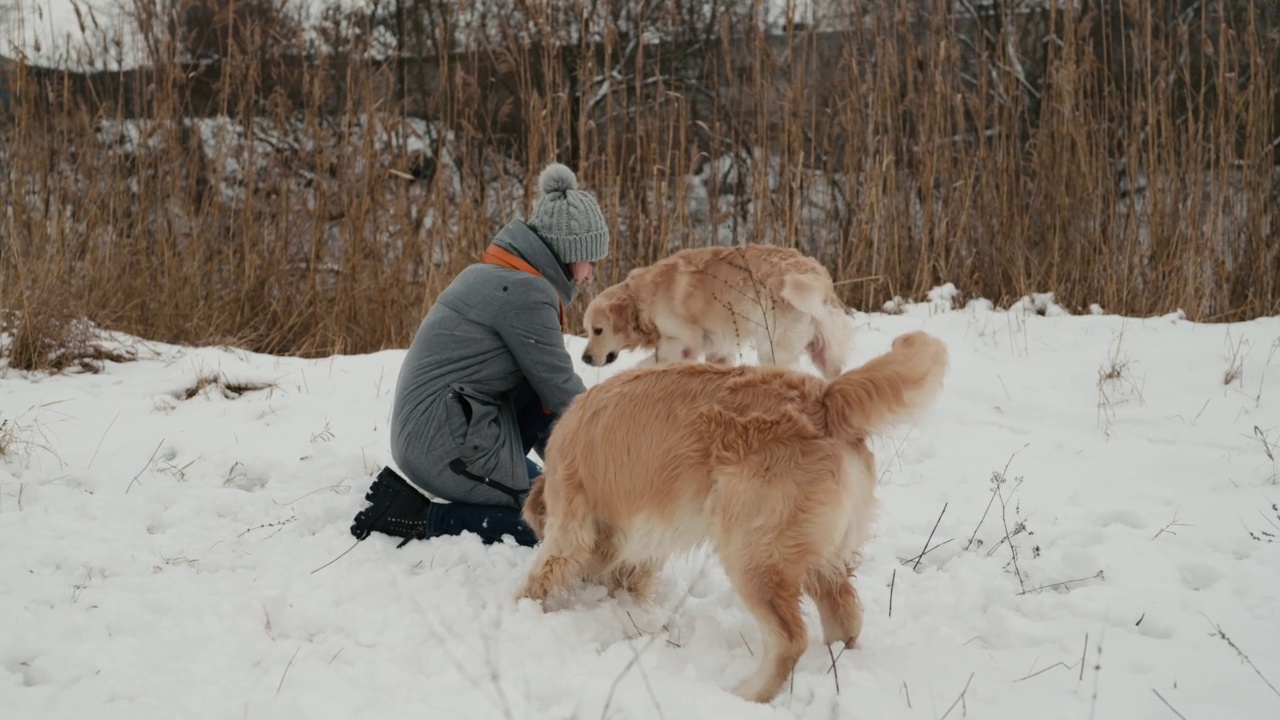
<box><xmin>582</xmin><ymin>352</ymin><xmax>594</xmax><ymax>365</ymax></box>
<box><xmin>605</xmin><ymin>352</ymin><xmax>617</xmax><ymax>364</ymax></box>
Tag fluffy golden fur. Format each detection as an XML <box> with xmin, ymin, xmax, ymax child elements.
<box><xmin>518</xmin><ymin>331</ymin><xmax>950</xmax><ymax>703</ymax></box>
<box><xmin>579</xmin><ymin>244</ymin><xmax>855</xmax><ymax>379</ymax></box>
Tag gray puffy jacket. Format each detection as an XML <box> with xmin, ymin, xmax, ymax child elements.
<box><xmin>389</xmin><ymin>220</ymin><xmax>587</xmax><ymax>507</ymax></box>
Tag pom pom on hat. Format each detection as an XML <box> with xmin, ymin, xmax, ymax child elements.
<box><xmin>527</xmin><ymin>162</ymin><xmax>610</xmax><ymax>265</ymax></box>
<box><xmin>538</xmin><ymin>163</ymin><xmax>579</xmax><ymax>195</ymax></box>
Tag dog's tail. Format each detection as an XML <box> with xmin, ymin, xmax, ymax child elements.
<box><xmin>822</xmin><ymin>331</ymin><xmax>949</xmax><ymax>444</ymax></box>
<box><xmin>778</xmin><ymin>272</ymin><xmax>855</xmax><ymax>378</ymax></box>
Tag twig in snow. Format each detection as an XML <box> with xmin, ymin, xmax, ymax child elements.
<box><xmin>1173</xmin><ymin>398</ymin><xmax>1211</xmax><ymax>424</ymax></box>
<box><xmin>966</xmin><ymin>490</ymin><xmax>999</xmax><ymax>552</ymax></box>
<box><xmin>1254</xmin><ymin>426</ymin><xmax>1277</xmax><ymax>464</ymax></box>
<box><xmin>911</xmin><ymin>503</ymin><xmax>948</xmax><ymax>571</ymax></box>
<box><xmin>939</xmin><ymin>672</ymin><xmax>975</xmax><ymax>720</ymax></box>
<box><xmin>626</xmin><ymin>611</ymin><xmax>647</xmax><ymax>638</ymax></box>
<box><xmin>993</xmin><ymin>473</ymin><xmax>1028</xmax><ymax>592</ymax></box>
<box><xmin>1152</xmin><ymin>511</ymin><xmax>1190</xmax><ymax>540</ymax></box>
<box><xmin>1202</xmin><ymin>615</ymin><xmax>1280</xmax><ymax>700</ymax></box>
<box><xmin>889</xmin><ymin>568</ymin><xmax>896</xmax><ymax>617</ymax></box>
<box><xmin>1151</xmin><ymin>688</ymin><xmax>1188</xmax><ymax>719</ymax></box>
<box><xmin>310</xmin><ymin>539</ymin><xmax>361</xmax><ymax>574</ymax></box>
<box><xmin>1015</xmin><ymin>570</ymin><xmax>1104</xmax><ymax>596</ymax></box>
<box><xmin>238</xmin><ymin>516</ymin><xmax>297</xmax><ymax>538</ymax></box>
<box><xmin>966</xmin><ymin>445</ymin><xmax>1028</xmax><ymax>550</ymax></box>
<box><xmin>420</xmin><ymin>610</ymin><xmax>516</xmax><ymax>720</ymax></box>
<box><xmin>274</xmin><ymin>484</ymin><xmax>348</xmax><ymax>506</ymax></box>
<box><xmin>276</xmin><ymin>646</ymin><xmax>301</xmax><ymax>695</ymax></box>
<box><xmin>1260</xmin><ymin>505</ymin><xmax>1280</xmax><ymax>533</ymax></box>
<box><xmin>826</xmin><ymin>644</ymin><xmax>849</xmax><ymax>675</ymax></box>
<box><xmin>125</xmin><ymin>438</ymin><xmax>165</xmax><ymax>493</ymax></box>
<box><xmin>1251</xmin><ymin>426</ymin><xmax>1279</xmax><ymax>483</ymax></box>
<box><xmin>828</xmin><ymin>646</ymin><xmax>840</xmax><ymax>694</ymax></box>
<box><xmin>877</xmin><ymin>428</ymin><xmax>915</xmax><ymax>484</ymax></box>
<box><xmin>600</xmin><ymin>556</ymin><xmax>713</xmax><ymax>720</ymax></box>
<box><xmin>620</xmin><ymin>639</ymin><xmax>667</xmax><ymax>720</ymax></box>
<box><xmin>1078</xmin><ymin>633</ymin><xmax>1089</xmax><ymax>681</ymax></box>
<box><xmin>900</xmin><ymin>538</ymin><xmax>954</xmax><ymax>567</ymax></box>
<box><xmin>1240</xmin><ymin>517</ymin><xmax>1277</xmax><ymax>544</ymax></box>
<box><xmin>901</xmin><ymin>680</ymin><xmax>912</xmax><ymax>709</ymax></box>
<box><xmin>1015</xmin><ymin>661</ymin><xmax>1073</xmax><ymax>682</ymax></box>
<box><xmin>88</xmin><ymin>410</ymin><xmax>119</xmax><ymax>470</ymax></box>
<box><xmin>1089</xmin><ymin>632</ymin><xmax>1105</xmax><ymax>720</ymax></box>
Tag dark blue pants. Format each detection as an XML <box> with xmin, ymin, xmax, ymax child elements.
<box><xmin>428</xmin><ymin>381</ymin><xmax>555</xmax><ymax>546</ymax></box>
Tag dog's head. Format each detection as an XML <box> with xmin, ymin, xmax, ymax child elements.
<box><xmin>580</xmin><ymin>285</ymin><xmax>641</xmax><ymax>367</ymax></box>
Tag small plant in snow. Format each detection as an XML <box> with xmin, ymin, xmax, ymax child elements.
<box><xmin>699</xmin><ymin>247</ymin><xmax>782</xmax><ymax>366</ymax></box>
<box><xmin>175</xmin><ymin>373</ymin><xmax>275</xmax><ymax>401</ymax></box>
<box><xmin>4</xmin><ymin>313</ymin><xmax>137</xmax><ymax>374</ymax></box>
<box><xmin>0</xmin><ymin>412</ymin><xmax>60</xmax><ymax>469</ymax></box>
<box><xmin>1241</xmin><ymin>502</ymin><xmax>1279</xmax><ymax>544</ymax></box>
<box><xmin>963</xmin><ymin>449</ymin><xmax>1036</xmax><ymax>593</ymax></box>
<box><xmin>1097</xmin><ymin>326</ymin><xmax>1145</xmax><ymax>437</ymax></box>
<box><xmin>1250</xmin><ymin>426</ymin><xmax>1278</xmax><ymax>485</ymax></box>
<box><xmin>1011</xmin><ymin>292</ymin><xmax>1067</xmax><ymax>317</ymax></box>
<box><xmin>926</xmin><ymin>283</ymin><xmax>960</xmax><ymax>312</ymax></box>
<box><xmin>983</xmin><ymin>469</ymin><xmax>1032</xmax><ymax>592</ymax></box>
<box><xmin>311</xmin><ymin>421</ymin><xmax>335</xmax><ymax>443</ymax></box>
<box><xmin>882</xmin><ymin>296</ymin><xmax>907</xmax><ymax>315</ymax></box>
<box><xmin>1223</xmin><ymin>329</ymin><xmax>1248</xmax><ymax>387</ymax></box>
<box><xmin>0</xmin><ymin>419</ymin><xmax>13</xmax><ymax>461</ymax></box>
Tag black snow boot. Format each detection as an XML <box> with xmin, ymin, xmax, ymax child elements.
<box><xmin>350</xmin><ymin>466</ymin><xmax>435</xmax><ymax>547</ymax></box>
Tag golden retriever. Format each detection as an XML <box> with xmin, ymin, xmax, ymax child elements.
<box><xmin>580</xmin><ymin>244</ymin><xmax>855</xmax><ymax>379</ymax></box>
<box><xmin>517</xmin><ymin>331</ymin><xmax>949</xmax><ymax>703</ymax></box>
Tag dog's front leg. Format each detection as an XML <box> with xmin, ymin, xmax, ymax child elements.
<box><xmin>516</xmin><ymin>550</ymin><xmax>582</xmax><ymax>608</ymax></box>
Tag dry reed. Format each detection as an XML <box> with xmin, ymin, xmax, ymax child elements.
<box><xmin>0</xmin><ymin>0</ymin><xmax>1276</xmax><ymax>366</ymax></box>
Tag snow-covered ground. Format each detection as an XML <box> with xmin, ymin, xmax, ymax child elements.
<box><xmin>2</xmin><ymin>294</ymin><xmax>1279</xmax><ymax>720</ymax></box>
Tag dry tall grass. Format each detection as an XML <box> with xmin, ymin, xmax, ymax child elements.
<box><xmin>1</xmin><ymin>0</ymin><xmax>1277</xmax><ymax>366</ymax></box>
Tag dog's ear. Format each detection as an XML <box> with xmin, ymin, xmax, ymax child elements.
<box><xmin>615</xmin><ymin>290</ymin><xmax>659</xmax><ymax>344</ymax></box>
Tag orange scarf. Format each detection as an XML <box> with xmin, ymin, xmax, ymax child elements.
<box><xmin>480</xmin><ymin>244</ymin><xmax>567</xmax><ymax>332</ymax></box>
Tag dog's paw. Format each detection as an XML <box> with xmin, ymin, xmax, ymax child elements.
<box><xmin>514</xmin><ymin>578</ymin><xmax>550</xmax><ymax>605</ymax></box>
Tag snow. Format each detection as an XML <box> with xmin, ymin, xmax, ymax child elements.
<box><xmin>3</xmin><ymin>295</ymin><xmax>1280</xmax><ymax>720</ymax></box>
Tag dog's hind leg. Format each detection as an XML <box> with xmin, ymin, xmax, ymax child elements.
<box><xmin>722</xmin><ymin>553</ymin><xmax>809</xmax><ymax>703</ymax></box>
<box><xmin>805</xmin><ymin>559</ymin><xmax>863</xmax><ymax>648</ymax></box>
<box><xmin>713</xmin><ymin>470</ymin><xmax>810</xmax><ymax>703</ymax></box>
<box><xmin>604</xmin><ymin>559</ymin><xmax>662</xmax><ymax>604</ymax></box>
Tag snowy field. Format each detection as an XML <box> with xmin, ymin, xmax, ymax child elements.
<box><xmin>2</xmin><ymin>294</ymin><xmax>1280</xmax><ymax>720</ymax></box>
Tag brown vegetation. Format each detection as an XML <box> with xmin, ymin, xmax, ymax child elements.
<box><xmin>1</xmin><ymin>0</ymin><xmax>1277</xmax><ymax>365</ymax></box>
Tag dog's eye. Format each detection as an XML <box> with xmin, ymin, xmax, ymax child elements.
<box><xmin>592</xmin><ymin>328</ymin><xmax>602</xmax><ymax>336</ymax></box>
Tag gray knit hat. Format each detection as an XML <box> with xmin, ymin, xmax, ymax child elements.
<box><xmin>527</xmin><ymin>163</ymin><xmax>610</xmax><ymax>264</ymax></box>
